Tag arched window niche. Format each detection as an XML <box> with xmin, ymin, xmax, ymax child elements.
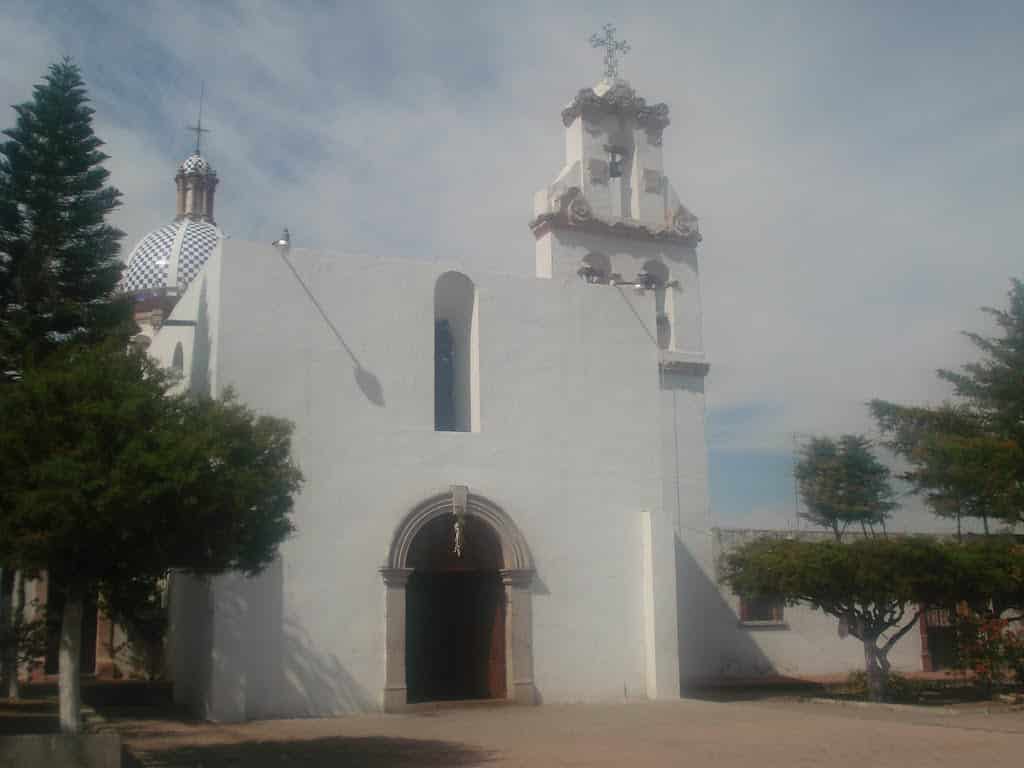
<box><xmin>434</xmin><ymin>271</ymin><xmax>479</xmax><ymax>433</ymax></box>
<box><xmin>641</xmin><ymin>260</ymin><xmax>673</xmax><ymax>350</ymax></box>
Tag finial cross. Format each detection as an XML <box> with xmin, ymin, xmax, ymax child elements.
<box><xmin>589</xmin><ymin>23</ymin><xmax>630</xmax><ymax>80</ymax></box>
<box><xmin>185</xmin><ymin>82</ymin><xmax>210</xmax><ymax>155</ymax></box>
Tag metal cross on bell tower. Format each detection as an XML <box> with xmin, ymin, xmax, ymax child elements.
<box><xmin>589</xmin><ymin>23</ymin><xmax>630</xmax><ymax>80</ymax></box>
<box><xmin>185</xmin><ymin>82</ymin><xmax>211</xmax><ymax>155</ymax></box>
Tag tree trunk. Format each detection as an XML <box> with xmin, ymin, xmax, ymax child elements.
<box><xmin>863</xmin><ymin>639</ymin><xmax>889</xmax><ymax>702</ymax></box>
<box><xmin>58</xmin><ymin>592</ymin><xmax>83</xmax><ymax>733</ymax></box>
<box><xmin>107</xmin><ymin>616</ymin><xmax>118</xmax><ymax>678</ymax></box>
<box><xmin>4</xmin><ymin>571</ymin><xmax>23</xmax><ymax>700</ymax></box>
<box><xmin>0</xmin><ymin>569</ymin><xmax>11</xmax><ymax>697</ymax></box>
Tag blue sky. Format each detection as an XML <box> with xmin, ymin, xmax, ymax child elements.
<box><xmin>3</xmin><ymin>1</ymin><xmax>1022</xmax><ymax>532</ymax></box>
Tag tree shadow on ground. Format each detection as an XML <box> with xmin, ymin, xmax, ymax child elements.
<box><xmin>125</xmin><ymin>735</ymin><xmax>495</xmax><ymax>767</ymax></box>
<box><xmin>685</xmin><ymin>681</ymin><xmax>828</xmax><ymax>703</ymax></box>
<box><xmin>0</xmin><ymin>699</ymin><xmax>59</xmax><ymax>734</ymax></box>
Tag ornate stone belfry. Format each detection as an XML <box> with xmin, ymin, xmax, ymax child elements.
<box><xmin>530</xmin><ymin>79</ymin><xmax>700</xmax><ymax>257</ymax></box>
<box><xmin>530</xmin><ymin>73</ymin><xmax>705</xmax><ymax>369</ymax></box>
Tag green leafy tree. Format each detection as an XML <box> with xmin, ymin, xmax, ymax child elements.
<box><xmin>101</xmin><ymin>572</ymin><xmax>169</xmax><ymax>680</ymax></box>
<box><xmin>722</xmin><ymin>537</ymin><xmax>954</xmax><ymax>701</ymax></box>
<box><xmin>948</xmin><ymin>536</ymin><xmax>1024</xmax><ymax>618</ymax></box>
<box><xmin>871</xmin><ymin>279</ymin><xmax>1024</xmax><ymax>534</ymax></box>
<box><xmin>0</xmin><ymin>59</ymin><xmax>133</xmax><ymax>695</ymax></box>
<box><xmin>0</xmin><ymin>57</ymin><xmax>131</xmax><ymax>377</ymax></box>
<box><xmin>953</xmin><ymin>614</ymin><xmax>1024</xmax><ymax>689</ymax></box>
<box><xmin>0</xmin><ymin>343</ymin><xmax>303</xmax><ymax>732</ymax></box>
<box><xmin>946</xmin><ymin>537</ymin><xmax>1024</xmax><ymax>689</ymax></box>
<box><xmin>793</xmin><ymin>435</ymin><xmax>896</xmax><ymax>540</ymax></box>
<box><xmin>0</xmin><ymin>570</ymin><xmax>46</xmax><ymax>697</ymax></box>
<box><xmin>723</xmin><ymin>535</ymin><xmax>1024</xmax><ymax>701</ymax></box>
<box><xmin>940</xmin><ymin>279</ymin><xmax>1024</xmax><ymax>444</ymax></box>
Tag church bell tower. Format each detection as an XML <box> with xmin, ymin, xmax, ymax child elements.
<box><xmin>530</xmin><ymin>32</ymin><xmax>714</xmax><ymax>691</ymax></box>
<box><xmin>529</xmin><ymin>60</ymin><xmax>705</xmax><ymax>363</ymax></box>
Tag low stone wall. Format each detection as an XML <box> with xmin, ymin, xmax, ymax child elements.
<box><xmin>0</xmin><ymin>733</ymin><xmax>124</xmax><ymax>768</ymax></box>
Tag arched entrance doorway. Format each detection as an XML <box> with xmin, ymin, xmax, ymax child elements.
<box><xmin>406</xmin><ymin>515</ymin><xmax>505</xmax><ymax>702</ymax></box>
<box><xmin>380</xmin><ymin>490</ymin><xmax>535</xmax><ymax>711</ymax></box>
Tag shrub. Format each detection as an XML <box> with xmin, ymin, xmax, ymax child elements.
<box><xmin>954</xmin><ymin>614</ymin><xmax>1024</xmax><ymax>690</ymax></box>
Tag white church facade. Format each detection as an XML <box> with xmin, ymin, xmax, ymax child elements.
<box><xmin>122</xmin><ymin>76</ymin><xmax>931</xmax><ymax>720</ymax></box>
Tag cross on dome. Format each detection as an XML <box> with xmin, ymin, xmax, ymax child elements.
<box><xmin>185</xmin><ymin>82</ymin><xmax>210</xmax><ymax>155</ymax></box>
<box><xmin>589</xmin><ymin>23</ymin><xmax>630</xmax><ymax>80</ymax></box>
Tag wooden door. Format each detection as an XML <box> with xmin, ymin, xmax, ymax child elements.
<box><xmin>486</xmin><ymin>578</ymin><xmax>506</xmax><ymax>699</ymax></box>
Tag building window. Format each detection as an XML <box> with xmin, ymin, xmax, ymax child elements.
<box><xmin>740</xmin><ymin>595</ymin><xmax>785</xmax><ymax>626</ymax></box>
<box><xmin>434</xmin><ymin>320</ymin><xmax>455</xmax><ymax>431</ymax></box>
<box><xmin>172</xmin><ymin>342</ymin><xmax>184</xmax><ymax>374</ymax></box>
<box><xmin>434</xmin><ymin>271</ymin><xmax>479</xmax><ymax>432</ymax></box>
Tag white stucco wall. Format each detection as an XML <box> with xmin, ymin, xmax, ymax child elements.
<box><xmin>146</xmin><ymin>237</ymin><xmax>222</xmax><ymax>399</ymax></box>
<box><xmin>156</xmin><ymin>76</ymin><xmax>722</xmax><ymax>720</ymax></box>
<box><xmin>535</xmin><ymin>229</ymin><xmax>703</xmax><ymax>357</ymax></box>
<box><xmin>159</xmin><ymin>239</ymin><xmax>705</xmax><ymax>719</ymax></box>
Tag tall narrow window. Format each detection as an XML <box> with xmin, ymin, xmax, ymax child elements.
<box><xmin>172</xmin><ymin>342</ymin><xmax>184</xmax><ymax>374</ymax></box>
<box><xmin>434</xmin><ymin>320</ymin><xmax>455</xmax><ymax>431</ymax></box>
<box><xmin>434</xmin><ymin>272</ymin><xmax>479</xmax><ymax>432</ymax></box>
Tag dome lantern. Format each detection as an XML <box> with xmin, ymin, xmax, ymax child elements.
<box><xmin>120</xmin><ymin>94</ymin><xmax>223</xmax><ymax>337</ymax></box>
<box><xmin>175</xmin><ymin>152</ymin><xmax>218</xmax><ymax>223</ymax></box>
<box><xmin>174</xmin><ymin>84</ymin><xmax>218</xmax><ymax>223</ymax></box>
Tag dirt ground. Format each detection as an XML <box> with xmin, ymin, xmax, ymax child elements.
<box><xmin>105</xmin><ymin>697</ymin><xmax>1024</xmax><ymax>768</ymax></box>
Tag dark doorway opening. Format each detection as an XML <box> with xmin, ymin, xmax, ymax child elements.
<box><xmin>405</xmin><ymin>514</ymin><xmax>506</xmax><ymax>703</ymax></box>
<box><xmin>927</xmin><ymin>626</ymin><xmax>957</xmax><ymax>671</ymax></box>
<box><xmin>922</xmin><ymin>608</ymin><xmax>957</xmax><ymax>671</ymax></box>
<box><xmin>406</xmin><ymin>571</ymin><xmax>505</xmax><ymax>702</ymax></box>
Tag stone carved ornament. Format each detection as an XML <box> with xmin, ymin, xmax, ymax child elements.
<box><xmin>561</xmin><ymin>81</ymin><xmax>671</xmax><ymax>132</ymax></box>
<box><xmin>567</xmin><ymin>194</ymin><xmax>593</xmax><ymax>224</ymax></box>
<box><xmin>530</xmin><ymin>187</ymin><xmax>701</xmax><ymax>246</ymax></box>
<box><xmin>671</xmin><ymin>207</ymin><xmax>699</xmax><ymax>239</ymax></box>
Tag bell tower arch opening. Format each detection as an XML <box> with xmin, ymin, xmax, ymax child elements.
<box><xmin>380</xmin><ymin>490</ymin><xmax>535</xmax><ymax>710</ymax></box>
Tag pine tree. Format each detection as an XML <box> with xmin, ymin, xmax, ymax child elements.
<box><xmin>0</xmin><ymin>57</ymin><xmax>134</xmax><ymax>702</ymax></box>
<box><xmin>0</xmin><ymin>57</ymin><xmax>131</xmax><ymax>378</ymax></box>
<box><xmin>939</xmin><ymin>279</ymin><xmax>1024</xmax><ymax>445</ymax></box>
<box><xmin>871</xmin><ymin>279</ymin><xmax>1024</xmax><ymax>532</ymax></box>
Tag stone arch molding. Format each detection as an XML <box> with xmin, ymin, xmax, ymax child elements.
<box><xmin>380</xmin><ymin>489</ymin><xmax>536</xmax><ymax>710</ymax></box>
<box><xmin>385</xmin><ymin>491</ymin><xmax>534</xmax><ymax>573</ymax></box>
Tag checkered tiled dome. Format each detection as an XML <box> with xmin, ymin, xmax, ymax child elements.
<box><xmin>121</xmin><ymin>218</ymin><xmax>222</xmax><ymax>296</ymax></box>
<box><xmin>179</xmin><ymin>153</ymin><xmax>213</xmax><ymax>175</ymax></box>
